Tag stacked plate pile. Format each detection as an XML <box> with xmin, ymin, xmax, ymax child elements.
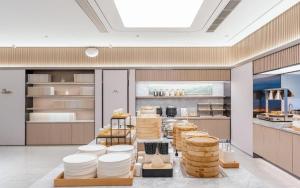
<box><xmin>181</xmin><ymin>131</ymin><xmax>209</xmax><ymax>166</ymax></box>
<box><xmin>78</xmin><ymin>145</ymin><xmax>107</xmax><ymax>157</ymax></box>
<box><xmin>63</xmin><ymin>153</ymin><xmax>97</xmax><ymax>179</ymax></box>
<box><xmin>107</xmin><ymin>145</ymin><xmax>135</xmax><ymax>163</ymax></box>
<box><xmin>97</xmin><ymin>153</ymin><xmax>131</xmax><ymax>178</ymax></box>
<box><xmin>185</xmin><ymin>136</ymin><xmax>219</xmax><ymax>178</ymax></box>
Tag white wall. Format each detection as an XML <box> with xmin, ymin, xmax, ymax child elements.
<box><xmin>231</xmin><ymin>62</ymin><xmax>253</xmax><ymax>156</ymax></box>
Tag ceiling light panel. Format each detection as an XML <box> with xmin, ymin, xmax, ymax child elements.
<box><xmin>114</xmin><ymin>0</ymin><xmax>204</xmax><ymax>28</ymax></box>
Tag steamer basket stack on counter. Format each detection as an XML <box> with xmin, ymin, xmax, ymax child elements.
<box><xmin>173</xmin><ymin>122</ymin><xmax>197</xmax><ymax>151</ymax></box>
<box><xmin>184</xmin><ymin>136</ymin><xmax>220</xmax><ymax>178</ymax></box>
<box><xmin>181</xmin><ymin>131</ymin><xmax>209</xmax><ymax>166</ymax></box>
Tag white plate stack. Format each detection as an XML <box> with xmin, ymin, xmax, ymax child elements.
<box><xmin>97</xmin><ymin>153</ymin><xmax>131</xmax><ymax>178</ymax></box>
<box><xmin>78</xmin><ymin>145</ymin><xmax>107</xmax><ymax>157</ymax></box>
<box><xmin>63</xmin><ymin>154</ymin><xmax>97</xmax><ymax>179</ymax></box>
<box><xmin>107</xmin><ymin>145</ymin><xmax>135</xmax><ymax>163</ymax></box>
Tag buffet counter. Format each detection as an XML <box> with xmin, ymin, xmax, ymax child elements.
<box><xmin>253</xmin><ymin>118</ymin><xmax>300</xmax><ymax>177</ymax></box>
<box><xmin>253</xmin><ymin>118</ymin><xmax>300</xmax><ymax>135</ymax></box>
<box><xmin>164</xmin><ymin>116</ymin><xmax>230</xmax><ymax>120</ymax></box>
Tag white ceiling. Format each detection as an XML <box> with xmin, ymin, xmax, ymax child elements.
<box><xmin>0</xmin><ymin>0</ymin><xmax>298</xmax><ymax>47</ymax></box>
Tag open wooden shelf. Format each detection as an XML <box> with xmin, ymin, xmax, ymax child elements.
<box><xmin>26</xmin><ymin>95</ymin><xmax>94</xmax><ymax>98</ymax></box>
<box><xmin>136</xmin><ymin>96</ymin><xmax>225</xmax><ymax>99</ymax></box>
<box><xmin>26</xmin><ymin>107</ymin><xmax>94</xmax><ymax>111</ymax></box>
<box><xmin>27</xmin><ymin>82</ymin><xmax>95</xmax><ymax>85</ymax></box>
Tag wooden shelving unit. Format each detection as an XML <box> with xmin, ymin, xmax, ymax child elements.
<box><xmin>25</xmin><ymin>70</ymin><xmax>95</xmax><ymax>145</ymax></box>
<box><xmin>136</xmin><ymin>95</ymin><xmax>225</xmax><ymax>99</ymax></box>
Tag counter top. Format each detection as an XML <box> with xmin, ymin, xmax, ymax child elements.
<box><xmin>163</xmin><ymin>116</ymin><xmax>230</xmax><ymax>120</ymax></box>
<box><xmin>253</xmin><ymin>118</ymin><xmax>300</xmax><ymax>135</ymax></box>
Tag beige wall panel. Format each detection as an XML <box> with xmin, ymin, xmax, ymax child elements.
<box><xmin>136</xmin><ymin>69</ymin><xmax>230</xmax><ymax>81</ymax></box>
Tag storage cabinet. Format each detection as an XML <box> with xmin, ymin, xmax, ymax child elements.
<box><xmin>278</xmin><ymin>131</ymin><xmax>293</xmax><ymax>172</ymax></box>
<box><xmin>253</xmin><ymin>124</ymin><xmax>296</xmax><ymax>176</ymax></box>
<box><xmin>263</xmin><ymin>127</ymin><xmax>279</xmax><ymax>164</ymax></box>
<box><xmin>253</xmin><ymin>124</ymin><xmax>264</xmax><ymax>156</ymax></box>
<box><xmin>26</xmin><ymin>123</ymin><xmax>71</xmax><ymax>145</ymax></box>
<box><xmin>188</xmin><ymin>119</ymin><xmax>230</xmax><ymax>139</ymax></box>
<box><xmin>71</xmin><ymin>123</ymin><xmax>94</xmax><ymax>144</ymax></box>
<box><xmin>26</xmin><ymin>123</ymin><xmax>94</xmax><ymax>145</ymax></box>
<box><xmin>293</xmin><ymin>134</ymin><xmax>300</xmax><ymax>177</ymax></box>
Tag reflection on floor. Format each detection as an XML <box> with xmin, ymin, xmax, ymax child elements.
<box><xmin>0</xmin><ymin>145</ymin><xmax>299</xmax><ymax>188</ymax></box>
<box><xmin>0</xmin><ymin>146</ymin><xmax>77</xmax><ymax>188</ymax></box>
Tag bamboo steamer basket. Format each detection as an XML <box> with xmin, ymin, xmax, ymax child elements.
<box><xmin>173</xmin><ymin>123</ymin><xmax>197</xmax><ymax>151</ymax></box>
<box><xmin>184</xmin><ymin>136</ymin><xmax>220</xmax><ymax>178</ymax></box>
<box><xmin>181</xmin><ymin>131</ymin><xmax>209</xmax><ymax>166</ymax></box>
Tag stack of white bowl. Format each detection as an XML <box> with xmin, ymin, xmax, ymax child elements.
<box><xmin>63</xmin><ymin>153</ymin><xmax>97</xmax><ymax>179</ymax></box>
<box><xmin>107</xmin><ymin>145</ymin><xmax>135</xmax><ymax>163</ymax></box>
<box><xmin>78</xmin><ymin>145</ymin><xmax>106</xmax><ymax>157</ymax></box>
<box><xmin>97</xmin><ymin>153</ymin><xmax>131</xmax><ymax>178</ymax></box>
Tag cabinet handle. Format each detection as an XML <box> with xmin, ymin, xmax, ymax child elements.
<box><xmin>1</xmin><ymin>88</ymin><xmax>12</xmax><ymax>94</ymax></box>
<box><xmin>112</xmin><ymin>90</ymin><xmax>119</xmax><ymax>94</ymax></box>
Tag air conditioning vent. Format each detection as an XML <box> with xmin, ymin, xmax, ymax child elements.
<box><xmin>75</xmin><ymin>0</ymin><xmax>108</xmax><ymax>33</ymax></box>
<box><xmin>207</xmin><ymin>0</ymin><xmax>241</xmax><ymax>32</ymax></box>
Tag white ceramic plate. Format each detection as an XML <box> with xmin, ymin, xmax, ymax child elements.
<box><xmin>107</xmin><ymin>145</ymin><xmax>134</xmax><ymax>153</ymax></box>
<box><xmin>78</xmin><ymin>145</ymin><xmax>106</xmax><ymax>153</ymax></box>
<box><xmin>63</xmin><ymin>153</ymin><xmax>97</xmax><ymax>164</ymax></box>
<box><xmin>98</xmin><ymin>153</ymin><xmax>131</xmax><ymax>163</ymax></box>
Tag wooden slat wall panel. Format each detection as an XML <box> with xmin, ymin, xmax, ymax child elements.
<box><xmin>233</xmin><ymin>3</ymin><xmax>300</xmax><ymax>63</ymax></box>
<box><xmin>253</xmin><ymin>43</ymin><xmax>300</xmax><ymax>74</ymax></box>
<box><xmin>135</xmin><ymin>69</ymin><xmax>231</xmax><ymax>81</ymax></box>
<box><xmin>0</xmin><ymin>47</ymin><xmax>232</xmax><ymax>67</ymax></box>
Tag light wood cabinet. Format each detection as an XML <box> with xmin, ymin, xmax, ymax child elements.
<box><xmin>263</xmin><ymin>127</ymin><xmax>279</xmax><ymax>164</ymax></box>
<box><xmin>26</xmin><ymin>123</ymin><xmax>71</xmax><ymax>145</ymax></box>
<box><xmin>188</xmin><ymin>119</ymin><xmax>230</xmax><ymax>139</ymax></box>
<box><xmin>253</xmin><ymin>124</ymin><xmax>264</xmax><ymax>156</ymax></box>
<box><xmin>253</xmin><ymin>123</ymin><xmax>298</xmax><ymax>177</ymax></box>
<box><xmin>26</xmin><ymin>123</ymin><xmax>94</xmax><ymax>145</ymax></box>
<box><xmin>71</xmin><ymin>123</ymin><xmax>94</xmax><ymax>144</ymax></box>
<box><xmin>293</xmin><ymin>134</ymin><xmax>300</xmax><ymax>177</ymax></box>
<box><xmin>278</xmin><ymin>131</ymin><xmax>293</xmax><ymax>172</ymax></box>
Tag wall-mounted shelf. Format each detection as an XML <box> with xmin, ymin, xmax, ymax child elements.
<box><xmin>26</xmin><ymin>107</ymin><xmax>94</xmax><ymax>111</ymax></box>
<box><xmin>27</xmin><ymin>82</ymin><xmax>95</xmax><ymax>85</ymax></box>
<box><xmin>26</xmin><ymin>95</ymin><xmax>94</xmax><ymax>98</ymax></box>
<box><xmin>26</xmin><ymin>120</ymin><xmax>95</xmax><ymax>123</ymax></box>
<box><xmin>25</xmin><ymin>70</ymin><xmax>95</xmax><ymax>145</ymax></box>
<box><xmin>136</xmin><ymin>96</ymin><xmax>225</xmax><ymax>99</ymax></box>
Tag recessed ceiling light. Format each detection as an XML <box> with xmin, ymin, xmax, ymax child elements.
<box><xmin>114</xmin><ymin>0</ymin><xmax>204</xmax><ymax>28</ymax></box>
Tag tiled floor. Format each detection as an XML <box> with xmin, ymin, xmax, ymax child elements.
<box><xmin>0</xmin><ymin>146</ymin><xmax>77</xmax><ymax>188</ymax></box>
<box><xmin>0</xmin><ymin>145</ymin><xmax>299</xmax><ymax>188</ymax></box>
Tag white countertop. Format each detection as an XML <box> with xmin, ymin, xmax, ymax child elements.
<box><xmin>253</xmin><ymin>118</ymin><xmax>300</xmax><ymax>135</ymax></box>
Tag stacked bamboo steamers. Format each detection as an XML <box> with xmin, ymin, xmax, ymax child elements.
<box><xmin>184</xmin><ymin>136</ymin><xmax>220</xmax><ymax>178</ymax></box>
<box><xmin>181</xmin><ymin>131</ymin><xmax>209</xmax><ymax>166</ymax></box>
<box><xmin>173</xmin><ymin>122</ymin><xmax>197</xmax><ymax>151</ymax></box>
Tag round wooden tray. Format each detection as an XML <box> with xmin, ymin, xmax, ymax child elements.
<box><xmin>185</xmin><ymin>136</ymin><xmax>219</xmax><ymax>147</ymax></box>
<box><xmin>186</xmin><ymin>160</ymin><xmax>219</xmax><ymax>168</ymax></box>
<box><xmin>187</xmin><ymin>145</ymin><xmax>219</xmax><ymax>152</ymax></box>
<box><xmin>187</xmin><ymin>150</ymin><xmax>219</xmax><ymax>157</ymax></box>
<box><xmin>184</xmin><ymin>153</ymin><xmax>219</xmax><ymax>162</ymax></box>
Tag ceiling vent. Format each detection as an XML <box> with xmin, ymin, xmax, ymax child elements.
<box><xmin>207</xmin><ymin>0</ymin><xmax>241</xmax><ymax>32</ymax></box>
<box><xmin>75</xmin><ymin>0</ymin><xmax>108</xmax><ymax>33</ymax></box>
